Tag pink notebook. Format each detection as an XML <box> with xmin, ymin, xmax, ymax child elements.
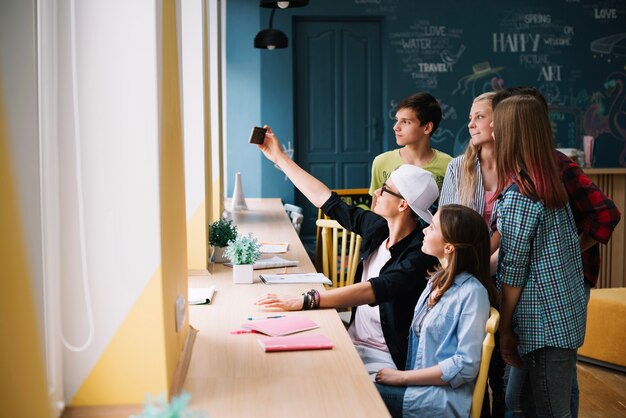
<box><xmin>258</xmin><ymin>334</ymin><xmax>333</xmax><ymax>352</ymax></box>
<box><xmin>241</xmin><ymin>316</ymin><xmax>319</xmax><ymax>336</ymax></box>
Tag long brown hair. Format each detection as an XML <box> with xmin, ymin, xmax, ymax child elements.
<box><xmin>429</xmin><ymin>204</ymin><xmax>498</xmax><ymax>307</ymax></box>
<box><xmin>459</xmin><ymin>91</ymin><xmax>496</xmax><ymax>207</ymax></box>
<box><xmin>493</xmin><ymin>95</ymin><xmax>568</xmax><ymax>208</ymax></box>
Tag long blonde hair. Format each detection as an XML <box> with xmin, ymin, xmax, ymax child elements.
<box><xmin>458</xmin><ymin>92</ymin><xmax>496</xmax><ymax>207</ymax></box>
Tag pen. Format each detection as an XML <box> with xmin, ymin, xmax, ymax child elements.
<box><xmin>247</xmin><ymin>315</ymin><xmax>285</xmax><ymax>320</ymax></box>
<box><xmin>229</xmin><ymin>329</ymin><xmax>258</xmax><ymax>335</ymax></box>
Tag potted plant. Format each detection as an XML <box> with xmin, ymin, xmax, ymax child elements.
<box><xmin>224</xmin><ymin>233</ymin><xmax>261</xmax><ymax>284</ymax></box>
<box><xmin>208</xmin><ymin>218</ymin><xmax>238</xmax><ymax>263</ymax></box>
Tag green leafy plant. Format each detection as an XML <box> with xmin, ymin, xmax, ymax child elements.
<box><xmin>130</xmin><ymin>391</ymin><xmax>206</xmax><ymax>418</ymax></box>
<box><xmin>224</xmin><ymin>233</ymin><xmax>262</xmax><ymax>265</ymax></box>
<box><xmin>208</xmin><ymin>218</ymin><xmax>237</xmax><ymax>248</ymax></box>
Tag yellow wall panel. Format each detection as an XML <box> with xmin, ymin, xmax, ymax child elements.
<box><xmin>0</xmin><ymin>84</ymin><xmax>53</xmax><ymax>417</ymax></box>
<box><xmin>211</xmin><ymin>178</ymin><xmax>222</xmax><ymax>222</ymax></box>
<box><xmin>71</xmin><ymin>270</ymin><xmax>168</xmax><ymax>405</ymax></box>
<box><xmin>160</xmin><ymin>0</ymin><xmax>191</xmax><ymax>390</ymax></box>
<box><xmin>187</xmin><ymin>200</ymin><xmax>208</xmax><ymax>270</ymax></box>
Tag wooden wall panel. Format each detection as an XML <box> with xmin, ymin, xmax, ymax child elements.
<box><xmin>586</xmin><ymin>169</ymin><xmax>626</xmax><ymax>289</ymax></box>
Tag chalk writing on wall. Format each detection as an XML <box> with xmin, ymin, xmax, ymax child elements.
<box><xmin>356</xmin><ymin>0</ymin><xmax>400</xmax><ymax>18</ymax></box>
<box><xmin>292</xmin><ymin>0</ymin><xmax>626</xmax><ymax>166</ymax></box>
<box><xmin>389</xmin><ymin>20</ymin><xmax>465</xmax><ymax>90</ymax></box>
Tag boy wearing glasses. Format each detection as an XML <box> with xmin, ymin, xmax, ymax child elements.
<box><xmin>255</xmin><ymin>126</ymin><xmax>439</xmax><ymax>379</ymax></box>
<box><xmin>369</xmin><ymin>92</ymin><xmax>451</xmax><ymax>214</ymax></box>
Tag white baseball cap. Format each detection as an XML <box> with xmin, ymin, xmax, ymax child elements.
<box><xmin>389</xmin><ymin>164</ymin><xmax>439</xmax><ymax>224</ymax></box>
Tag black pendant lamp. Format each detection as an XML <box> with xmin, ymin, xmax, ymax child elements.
<box><xmin>260</xmin><ymin>0</ymin><xmax>309</xmax><ymax>8</ymax></box>
<box><xmin>254</xmin><ymin>8</ymin><xmax>288</xmax><ymax>50</ymax></box>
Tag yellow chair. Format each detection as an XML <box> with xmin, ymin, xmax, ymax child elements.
<box><xmin>314</xmin><ymin>188</ymin><xmax>370</xmax><ymax>272</ymax></box>
<box><xmin>315</xmin><ymin>218</ymin><xmax>362</xmax><ymax>288</ymax></box>
<box><xmin>471</xmin><ymin>307</ymin><xmax>500</xmax><ymax>418</ymax></box>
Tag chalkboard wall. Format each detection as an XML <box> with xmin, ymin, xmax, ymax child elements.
<box><xmin>226</xmin><ymin>0</ymin><xmax>626</xmax><ymax>202</ymax></box>
<box><xmin>376</xmin><ymin>0</ymin><xmax>626</xmax><ymax>167</ymax></box>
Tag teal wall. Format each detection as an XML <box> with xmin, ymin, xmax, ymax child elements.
<box><xmin>226</xmin><ymin>0</ymin><xmax>626</xmax><ymax>201</ymax></box>
<box><xmin>225</xmin><ymin>1</ymin><xmax>263</xmax><ymax>199</ymax></box>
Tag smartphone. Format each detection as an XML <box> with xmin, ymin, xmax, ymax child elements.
<box><xmin>249</xmin><ymin>126</ymin><xmax>267</xmax><ymax>144</ymax></box>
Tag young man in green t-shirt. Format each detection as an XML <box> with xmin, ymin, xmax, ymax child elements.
<box><xmin>369</xmin><ymin>92</ymin><xmax>451</xmax><ymax>214</ymax></box>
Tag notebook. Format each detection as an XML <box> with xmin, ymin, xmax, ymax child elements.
<box><xmin>258</xmin><ymin>334</ymin><xmax>333</xmax><ymax>352</ymax></box>
<box><xmin>241</xmin><ymin>316</ymin><xmax>319</xmax><ymax>336</ymax></box>
<box><xmin>188</xmin><ymin>286</ymin><xmax>215</xmax><ymax>305</ymax></box>
<box><xmin>259</xmin><ymin>273</ymin><xmax>332</xmax><ymax>285</ymax></box>
<box><xmin>224</xmin><ymin>255</ymin><xmax>299</xmax><ymax>270</ymax></box>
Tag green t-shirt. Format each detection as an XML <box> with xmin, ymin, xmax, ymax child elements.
<box><xmin>368</xmin><ymin>148</ymin><xmax>452</xmax><ymax>196</ymax></box>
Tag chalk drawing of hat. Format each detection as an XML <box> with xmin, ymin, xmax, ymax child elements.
<box><xmin>465</xmin><ymin>62</ymin><xmax>505</xmax><ymax>82</ymax></box>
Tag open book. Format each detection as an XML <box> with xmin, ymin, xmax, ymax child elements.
<box><xmin>188</xmin><ymin>286</ymin><xmax>215</xmax><ymax>305</ymax></box>
<box><xmin>241</xmin><ymin>316</ymin><xmax>319</xmax><ymax>336</ymax></box>
<box><xmin>224</xmin><ymin>255</ymin><xmax>298</xmax><ymax>270</ymax></box>
<box><xmin>259</xmin><ymin>273</ymin><xmax>331</xmax><ymax>285</ymax></box>
<box><xmin>258</xmin><ymin>334</ymin><xmax>333</xmax><ymax>352</ymax></box>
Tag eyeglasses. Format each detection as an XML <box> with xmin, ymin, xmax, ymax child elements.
<box><xmin>381</xmin><ymin>181</ymin><xmax>404</xmax><ymax>199</ymax></box>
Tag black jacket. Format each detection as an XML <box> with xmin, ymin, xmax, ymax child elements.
<box><xmin>321</xmin><ymin>192</ymin><xmax>437</xmax><ymax>369</ymax></box>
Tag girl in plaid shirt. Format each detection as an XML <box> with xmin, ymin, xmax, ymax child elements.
<box><xmin>493</xmin><ymin>95</ymin><xmax>587</xmax><ymax>417</ymax></box>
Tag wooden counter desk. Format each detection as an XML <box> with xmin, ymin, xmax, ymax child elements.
<box><xmin>185</xmin><ymin>198</ymin><xmax>390</xmax><ymax>418</ymax></box>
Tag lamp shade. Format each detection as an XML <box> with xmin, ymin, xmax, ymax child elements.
<box><xmin>254</xmin><ymin>28</ymin><xmax>288</xmax><ymax>49</ymax></box>
<box><xmin>260</xmin><ymin>0</ymin><xmax>309</xmax><ymax>8</ymax></box>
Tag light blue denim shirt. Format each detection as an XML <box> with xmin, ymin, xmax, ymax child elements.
<box><xmin>402</xmin><ymin>271</ymin><xmax>490</xmax><ymax>418</ymax></box>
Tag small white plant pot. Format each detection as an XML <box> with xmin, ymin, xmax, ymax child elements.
<box><xmin>210</xmin><ymin>246</ymin><xmax>229</xmax><ymax>263</ymax></box>
<box><xmin>232</xmin><ymin>264</ymin><xmax>254</xmax><ymax>284</ymax></box>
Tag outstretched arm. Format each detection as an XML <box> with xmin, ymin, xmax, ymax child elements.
<box><xmin>254</xmin><ymin>281</ymin><xmax>376</xmax><ymax>311</ymax></box>
<box><xmin>258</xmin><ymin>125</ymin><xmax>331</xmax><ymax>208</ymax></box>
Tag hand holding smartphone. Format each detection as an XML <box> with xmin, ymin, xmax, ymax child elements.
<box><xmin>249</xmin><ymin>126</ymin><xmax>267</xmax><ymax>144</ymax></box>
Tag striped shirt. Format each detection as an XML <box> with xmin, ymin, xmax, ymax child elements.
<box><xmin>495</xmin><ymin>185</ymin><xmax>587</xmax><ymax>356</ymax></box>
<box><xmin>439</xmin><ymin>155</ymin><xmax>486</xmax><ymax>215</ymax></box>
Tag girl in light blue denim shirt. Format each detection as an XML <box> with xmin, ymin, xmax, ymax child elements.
<box><xmin>375</xmin><ymin>204</ymin><xmax>498</xmax><ymax>418</ymax></box>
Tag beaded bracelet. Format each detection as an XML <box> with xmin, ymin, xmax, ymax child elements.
<box><xmin>312</xmin><ymin>289</ymin><xmax>320</xmax><ymax>309</ymax></box>
<box><xmin>305</xmin><ymin>289</ymin><xmax>320</xmax><ymax>309</ymax></box>
<box><xmin>303</xmin><ymin>289</ymin><xmax>321</xmax><ymax>310</ymax></box>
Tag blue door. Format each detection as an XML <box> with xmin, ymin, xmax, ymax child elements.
<box><xmin>294</xmin><ymin>18</ymin><xmax>382</xmax><ymax>236</ymax></box>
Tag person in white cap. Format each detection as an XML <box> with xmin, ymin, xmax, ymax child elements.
<box><xmin>254</xmin><ymin>125</ymin><xmax>440</xmax><ymax>378</ymax></box>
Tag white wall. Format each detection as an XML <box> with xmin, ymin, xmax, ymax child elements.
<box><xmin>37</xmin><ymin>0</ymin><xmax>64</xmax><ymax>412</ymax></box>
<box><xmin>3</xmin><ymin>0</ymin><xmax>207</xmax><ymax>407</ymax></box>
<box><xmin>182</xmin><ymin>0</ymin><xmax>225</xmax><ymax>269</ymax></box>
<box><xmin>52</xmin><ymin>0</ymin><xmax>162</xmax><ymax>401</ymax></box>
<box><xmin>181</xmin><ymin>0</ymin><xmax>209</xmax><ymax>269</ymax></box>
<box><xmin>212</xmin><ymin>0</ymin><xmax>225</xmax><ymax>200</ymax></box>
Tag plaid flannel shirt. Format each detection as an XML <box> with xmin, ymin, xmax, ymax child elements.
<box><xmin>556</xmin><ymin>151</ymin><xmax>622</xmax><ymax>287</ymax></box>
<box><xmin>496</xmin><ymin>184</ymin><xmax>587</xmax><ymax>355</ymax></box>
